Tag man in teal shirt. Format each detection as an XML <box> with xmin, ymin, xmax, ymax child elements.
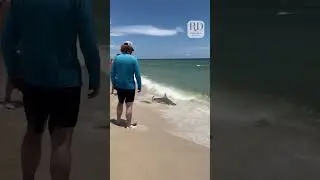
<box><xmin>111</xmin><ymin>43</ymin><xmax>141</xmax><ymax>128</ymax></box>
<box><xmin>1</xmin><ymin>0</ymin><xmax>100</xmax><ymax>179</ymax></box>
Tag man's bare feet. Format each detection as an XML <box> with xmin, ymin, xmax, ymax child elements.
<box><xmin>125</xmin><ymin>122</ymin><xmax>138</xmax><ymax>128</ymax></box>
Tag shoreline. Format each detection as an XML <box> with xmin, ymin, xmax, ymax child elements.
<box><xmin>110</xmin><ymin>82</ymin><xmax>211</xmax><ymax>148</ymax></box>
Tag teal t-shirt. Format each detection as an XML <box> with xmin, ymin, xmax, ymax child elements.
<box><xmin>1</xmin><ymin>0</ymin><xmax>100</xmax><ymax>88</ymax></box>
<box><xmin>111</xmin><ymin>54</ymin><xmax>142</xmax><ymax>90</ymax></box>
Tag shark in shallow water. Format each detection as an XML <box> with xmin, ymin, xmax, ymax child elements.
<box><xmin>152</xmin><ymin>93</ymin><xmax>176</xmax><ymax>106</ymax></box>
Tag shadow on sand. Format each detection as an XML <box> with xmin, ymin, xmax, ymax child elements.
<box><xmin>110</xmin><ymin>118</ymin><xmax>127</xmax><ymax>128</ymax></box>
<box><xmin>110</xmin><ymin>119</ymin><xmax>138</xmax><ymax>128</ymax></box>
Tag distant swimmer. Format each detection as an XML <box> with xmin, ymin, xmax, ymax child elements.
<box><xmin>152</xmin><ymin>93</ymin><xmax>177</xmax><ymax>106</ymax></box>
<box><xmin>111</xmin><ymin>42</ymin><xmax>141</xmax><ymax>128</ymax></box>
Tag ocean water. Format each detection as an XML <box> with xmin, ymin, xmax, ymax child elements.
<box><xmin>138</xmin><ymin>59</ymin><xmax>210</xmax><ymax>148</ymax></box>
<box><xmin>211</xmin><ymin>7</ymin><xmax>320</xmax><ymax>137</ymax></box>
<box><xmin>214</xmin><ymin>7</ymin><xmax>320</xmax><ymax>110</ymax></box>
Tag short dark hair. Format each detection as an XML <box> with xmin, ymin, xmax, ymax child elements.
<box><xmin>123</xmin><ymin>42</ymin><xmax>134</xmax><ymax>51</ymax></box>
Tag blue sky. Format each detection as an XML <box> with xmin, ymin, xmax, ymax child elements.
<box><xmin>110</xmin><ymin>0</ymin><xmax>210</xmax><ymax>59</ymax></box>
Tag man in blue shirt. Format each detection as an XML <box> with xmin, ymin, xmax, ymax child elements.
<box><xmin>111</xmin><ymin>43</ymin><xmax>141</xmax><ymax>128</ymax></box>
<box><xmin>1</xmin><ymin>0</ymin><xmax>100</xmax><ymax>179</ymax></box>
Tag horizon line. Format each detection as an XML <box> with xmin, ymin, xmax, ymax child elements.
<box><xmin>139</xmin><ymin>57</ymin><xmax>210</xmax><ymax>60</ymax></box>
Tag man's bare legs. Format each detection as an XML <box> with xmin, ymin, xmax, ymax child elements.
<box><xmin>50</xmin><ymin>128</ymin><xmax>74</xmax><ymax>180</ymax></box>
<box><xmin>20</xmin><ymin>121</ymin><xmax>74</xmax><ymax>180</ymax></box>
<box><xmin>116</xmin><ymin>102</ymin><xmax>123</xmax><ymax>120</ymax></box>
<box><xmin>21</xmin><ymin>126</ymin><xmax>43</xmax><ymax>180</ymax></box>
<box><xmin>125</xmin><ymin>102</ymin><xmax>134</xmax><ymax>128</ymax></box>
<box><xmin>116</xmin><ymin>102</ymin><xmax>136</xmax><ymax>127</ymax></box>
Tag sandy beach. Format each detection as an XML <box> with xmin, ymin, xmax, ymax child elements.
<box><xmin>109</xmin><ymin>92</ymin><xmax>210</xmax><ymax>180</ymax></box>
<box><xmin>212</xmin><ymin>92</ymin><xmax>320</xmax><ymax>180</ymax></box>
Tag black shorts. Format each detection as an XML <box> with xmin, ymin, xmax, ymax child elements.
<box><xmin>116</xmin><ymin>88</ymin><xmax>136</xmax><ymax>104</ymax></box>
<box><xmin>7</xmin><ymin>77</ymin><xmax>24</xmax><ymax>91</ymax></box>
<box><xmin>22</xmin><ymin>83</ymin><xmax>81</xmax><ymax>133</ymax></box>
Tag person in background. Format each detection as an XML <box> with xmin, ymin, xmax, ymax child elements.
<box><xmin>1</xmin><ymin>0</ymin><xmax>100</xmax><ymax>180</ymax></box>
<box><xmin>110</xmin><ymin>53</ymin><xmax>120</xmax><ymax>95</ymax></box>
<box><xmin>3</xmin><ymin>47</ymin><xmax>21</xmax><ymax>109</ymax></box>
<box><xmin>0</xmin><ymin>0</ymin><xmax>17</xmax><ymax>109</ymax></box>
<box><xmin>111</xmin><ymin>44</ymin><xmax>141</xmax><ymax>128</ymax></box>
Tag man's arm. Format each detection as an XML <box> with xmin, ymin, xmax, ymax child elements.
<box><xmin>133</xmin><ymin>58</ymin><xmax>142</xmax><ymax>90</ymax></box>
<box><xmin>76</xmin><ymin>0</ymin><xmax>100</xmax><ymax>89</ymax></box>
<box><xmin>1</xmin><ymin>3</ymin><xmax>20</xmax><ymax>78</ymax></box>
<box><xmin>110</xmin><ymin>58</ymin><xmax>116</xmax><ymax>87</ymax></box>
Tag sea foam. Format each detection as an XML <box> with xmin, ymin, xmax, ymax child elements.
<box><xmin>141</xmin><ymin>76</ymin><xmax>210</xmax><ymax>148</ymax></box>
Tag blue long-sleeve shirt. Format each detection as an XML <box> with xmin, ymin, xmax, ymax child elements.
<box><xmin>1</xmin><ymin>0</ymin><xmax>100</xmax><ymax>88</ymax></box>
<box><xmin>111</xmin><ymin>54</ymin><xmax>141</xmax><ymax>90</ymax></box>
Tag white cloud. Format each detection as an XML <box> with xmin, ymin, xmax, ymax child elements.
<box><xmin>110</xmin><ymin>25</ymin><xmax>183</xmax><ymax>37</ymax></box>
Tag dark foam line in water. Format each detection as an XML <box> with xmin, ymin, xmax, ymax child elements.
<box><xmin>141</xmin><ymin>76</ymin><xmax>209</xmax><ymax>102</ymax></box>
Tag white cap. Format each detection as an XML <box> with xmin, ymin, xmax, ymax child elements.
<box><xmin>123</xmin><ymin>41</ymin><xmax>133</xmax><ymax>46</ymax></box>
<box><xmin>123</xmin><ymin>40</ymin><xmax>134</xmax><ymax>51</ymax></box>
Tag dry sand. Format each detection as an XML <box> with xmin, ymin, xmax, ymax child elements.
<box><xmin>110</xmin><ymin>93</ymin><xmax>210</xmax><ymax>180</ymax></box>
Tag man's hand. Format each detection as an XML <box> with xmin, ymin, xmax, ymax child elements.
<box><xmin>137</xmin><ymin>88</ymin><xmax>141</xmax><ymax>93</ymax></box>
<box><xmin>88</xmin><ymin>87</ymin><xmax>99</xmax><ymax>99</ymax></box>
